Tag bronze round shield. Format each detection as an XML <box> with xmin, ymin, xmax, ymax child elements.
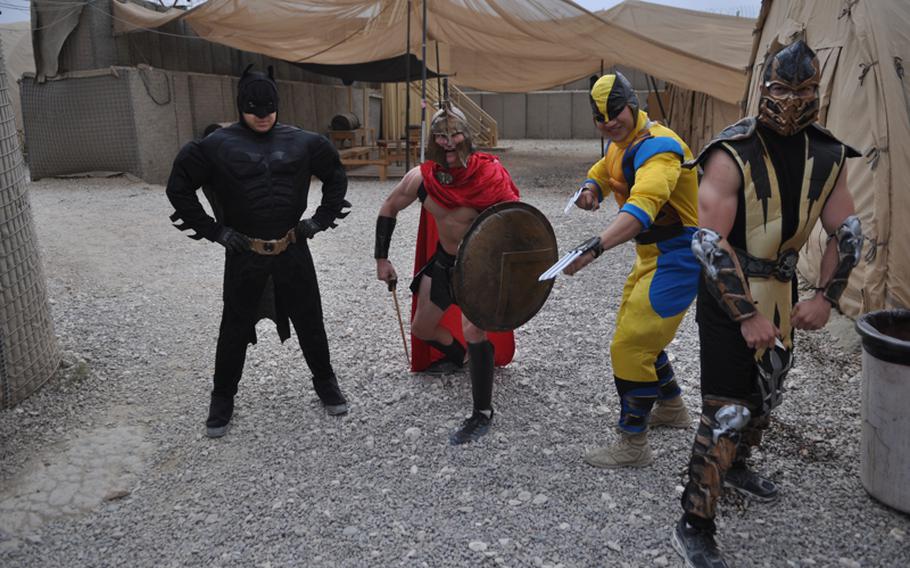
<box><xmin>453</xmin><ymin>202</ymin><xmax>557</xmax><ymax>331</ymax></box>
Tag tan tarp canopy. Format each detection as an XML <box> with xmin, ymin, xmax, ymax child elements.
<box><xmin>1</xmin><ymin>21</ymin><xmax>36</xmax><ymax>132</ymax></box>
<box><xmin>599</xmin><ymin>1</ymin><xmax>752</xmax><ymax>152</ymax></box>
<box><xmin>746</xmin><ymin>0</ymin><xmax>910</xmax><ymax>315</ymax></box>
<box><xmin>105</xmin><ymin>0</ymin><xmax>747</xmax><ymax>103</ymax></box>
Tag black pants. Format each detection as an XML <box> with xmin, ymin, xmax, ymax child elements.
<box><xmin>212</xmin><ymin>243</ymin><xmax>334</xmax><ymax>398</ymax></box>
<box><xmin>695</xmin><ymin>275</ymin><xmax>795</xmax><ymax>405</ymax></box>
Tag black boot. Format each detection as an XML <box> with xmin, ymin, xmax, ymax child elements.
<box><xmin>449</xmin><ymin>341</ymin><xmax>495</xmax><ymax>445</ymax></box>
<box><xmin>449</xmin><ymin>409</ymin><xmax>493</xmax><ymax>445</ymax></box>
<box><xmin>671</xmin><ymin>515</ymin><xmax>728</xmax><ymax>568</ymax></box>
<box><xmin>312</xmin><ymin>374</ymin><xmax>348</xmax><ymax>416</ymax></box>
<box><xmin>724</xmin><ymin>462</ymin><xmax>779</xmax><ymax>502</ymax></box>
<box><xmin>425</xmin><ymin>339</ymin><xmax>466</xmax><ymax>374</ymax></box>
<box><xmin>206</xmin><ymin>392</ymin><xmax>235</xmax><ymax>438</ymax></box>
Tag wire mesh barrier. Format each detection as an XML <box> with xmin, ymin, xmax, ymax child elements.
<box><xmin>0</xmin><ymin>36</ymin><xmax>61</xmax><ymax>409</ymax></box>
<box><xmin>21</xmin><ymin>70</ymin><xmax>141</xmax><ymax>180</ymax></box>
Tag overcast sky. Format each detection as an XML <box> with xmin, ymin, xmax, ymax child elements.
<box><xmin>0</xmin><ymin>0</ymin><xmax>762</xmax><ymax>25</ymax></box>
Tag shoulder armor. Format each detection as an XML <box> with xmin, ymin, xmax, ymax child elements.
<box><xmin>808</xmin><ymin>123</ymin><xmax>861</xmax><ymax>158</ymax></box>
<box><xmin>684</xmin><ymin>117</ymin><xmax>757</xmax><ymax>169</ymax></box>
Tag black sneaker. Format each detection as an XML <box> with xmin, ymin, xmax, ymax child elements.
<box><xmin>724</xmin><ymin>465</ymin><xmax>779</xmax><ymax>502</ymax></box>
<box><xmin>423</xmin><ymin>359</ymin><xmax>466</xmax><ymax>375</ymax></box>
<box><xmin>671</xmin><ymin>516</ymin><xmax>729</xmax><ymax>568</ymax></box>
<box><xmin>205</xmin><ymin>393</ymin><xmax>234</xmax><ymax>438</ymax></box>
<box><xmin>449</xmin><ymin>410</ymin><xmax>492</xmax><ymax>445</ymax></box>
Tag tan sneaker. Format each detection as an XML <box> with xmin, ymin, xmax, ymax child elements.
<box><xmin>584</xmin><ymin>432</ymin><xmax>653</xmax><ymax>468</ymax></box>
<box><xmin>650</xmin><ymin>396</ymin><xmax>691</xmax><ymax>429</ymax></box>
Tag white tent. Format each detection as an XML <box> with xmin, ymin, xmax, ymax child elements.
<box><xmin>746</xmin><ymin>0</ymin><xmax>910</xmax><ymax>315</ymax></box>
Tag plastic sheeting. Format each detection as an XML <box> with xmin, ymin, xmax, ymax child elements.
<box><xmin>103</xmin><ymin>0</ymin><xmax>749</xmax><ymax>103</ymax></box>
<box><xmin>745</xmin><ymin>0</ymin><xmax>910</xmax><ymax>315</ymax></box>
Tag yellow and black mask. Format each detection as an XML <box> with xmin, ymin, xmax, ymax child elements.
<box><xmin>758</xmin><ymin>40</ymin><xmax>821</xmax><ymax>137</ymax></box>
<box><xmin>589</xmin><ymin>72</ymin><xmax>638</xmax><ymax>124</ymax></box>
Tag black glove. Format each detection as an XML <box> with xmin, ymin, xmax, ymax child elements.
<box><xmin>215</xmin><ymin>226</ymin><xmax>250</xmax><ymax>255</ymax></box>
<box><xmin>296</xmin><ymin>218</ymin><xmax>325</xmax><ymax>240</ymax></box>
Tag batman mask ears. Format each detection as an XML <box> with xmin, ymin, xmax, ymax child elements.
<box><xmin>237</xmin><ymin>65</ymin><xmax>279</xmax><ymax>121</ymax></box>
<box><xmin>267</xmin><ymin>65</ymin><xmax>275</xmax><ymax>80</ymax></box>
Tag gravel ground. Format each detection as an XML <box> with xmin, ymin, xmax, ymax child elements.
<box><xmin>0</xmin><ymin>139</ymin><xmax>907</xmax><ymax>567</ymax></box>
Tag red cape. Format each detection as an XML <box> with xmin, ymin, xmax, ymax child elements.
<box><xmin>411</xmin><ymin>154</ymin><xmax>518</xmax><ymax>372</ymax></box>
<box><xmin>419</xmin><ymin>152</ymin><xmax>520</xmax><ymax>210</ymax></box>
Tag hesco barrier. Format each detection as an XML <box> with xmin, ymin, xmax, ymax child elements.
<box><xmin>0</xmin><ymin>36</ymin><xmax>60</xmax><ymax>409</ymax></box>
<box><xmin>21</xmin><ymin>66</ymin><xmax>378</xmax><ymax>184</ymax></box>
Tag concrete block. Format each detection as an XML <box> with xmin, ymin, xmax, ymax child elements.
<box><xmin>501</xmin><ymin>93</ymin><xmax>526</xmax><ymax>139</ymax></box>
<box><xmin>571</xmin><ymin>91</ymin><xmax>598</xmax><ymax>139</ymax></box>
<box><xmin>526</xmin><ymin>92</ymin><xmax>548</xmax><ymax>139</ymax></box>
<box><xmin>189</xmin><ymin>75</ymin><xmax>228</xmax><ymax>138</ymax></box>
<box><xmin>170</xmin><ymin>72</ymin><xmax>195</xmax><ymax>144</ymax></box>
<box><xmin>546</xmin><ymin>92</ymin><xmax>572</xmax><ymax>139</ymax></box>
<box><xmin>128</xmin><ymin>70</ymin><xmax>180</xmax><ymax>183</ymax></box>
<box><xmin>480</xmin><ymin>93</ymin><xmax>504</xmax><ymax>137</ymax></box>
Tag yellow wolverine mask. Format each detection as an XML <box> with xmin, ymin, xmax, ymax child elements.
<box><xmin>590</xmin><ymin>72</ymin><xmax>638</xmax><ymax>122</ymax></box>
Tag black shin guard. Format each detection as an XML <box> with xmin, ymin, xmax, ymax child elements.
<box><xmin>656</xmin><ymin>351</ymin><xmax>682</xmax><ymax>400</ymax></box>
<box><xmin>467</xmin><ymin>340</ymin><xmax>494</xmax><ymax>411</ymax></box>
<box><xmin>427</xmin><ymin>339</ymin><xmax>466</xmax><ymax>366</ymax></box>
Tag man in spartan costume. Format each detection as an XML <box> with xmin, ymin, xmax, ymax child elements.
<box><xmin>374</xmin><ymin>102</ymin><xmax>520</xmax><ymax>445</ymax></box>
<box><xmin>166</xmin><ymin>65</ymin><xmax>352</xmax><ymax>438</ymax></box>
<box><xmin>559</xmin><ymin>72</ymin><xmax>701</xmax><ymax>468</ymax></box>
<box><xmin>672</xmin><ymin>40</ymin><xmax>862</xmax><ymax>567</ymax></box>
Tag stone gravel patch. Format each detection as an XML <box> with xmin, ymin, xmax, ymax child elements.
<box><xmin>0</xmin><ymin>140</ymin><xmax>907</xmax><ymax>567</ymax></box>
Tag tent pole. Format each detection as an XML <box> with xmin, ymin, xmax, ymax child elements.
<box><xmin>419</xmin><ymin>0</ymin><xmax>428</xmax><ymax>163</ymax></box>
<box><xmin>648</xmin><ymin>75</ymin><xmax>667</xmax><ymax>123</ymax></box>
<box><xmin>405</xmin><ymin>0</ymin><xmax>412</xmax><ymax>171</ymax></box>
<box><xmin>599</xmin><ymin>60</ymin><xmax>604</xmax><ymax>157</ymax></box>
<box><xmin>435</xmin><ymin>41</ymin><xmax>442</xmax><ymax>107</ymax></box>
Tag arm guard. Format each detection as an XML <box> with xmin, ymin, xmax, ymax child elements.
<box><xmin>822</xmin><ymin>215</ymin><xmax>862</xmax><ymax>307</ymax></box>
<box><xmin>374</xmin><ymin>216</ymin><xmax>396</xmax><ymax>259</ymax></box>
<box><xmin>691</xmin><ymin>228</ymin><xmax>757</xmax><ymax>321</ymax></box>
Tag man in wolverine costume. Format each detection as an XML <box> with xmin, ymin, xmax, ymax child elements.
<box><xmin>166</xmin><ymin>65</ymin><xmax>352</xmax><ymax>438</ymax></box>
<box><xmin>374</xmin><ymin>103</ymin><xmax>520</xmax><ymax>445</ymax></box>
<box><xmin>560</xmin><ymin>72</ymin><xmax>700</xmax><ymax>468</ymax></box>
<box><xmin>672</xmin><ymin>40</ymin><xmax>861</xmax><ymax>567</ymax></box>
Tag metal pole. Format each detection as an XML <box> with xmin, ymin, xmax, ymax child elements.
<box><xmin>435</xmin><ymin>40</ymin><xmax>442</xmax><ymax>107</ymax></box>
<box><xmin>598</xmin><ymin>60</ymin><xmax>605</xmax><ymax>157</ymax></box>
<box><xmin>648</xmin><ymin>75</ymin><xmax>668</xmax><ymax>123</ymax></box>
<box><xmin>405</xmin><ymin>0</ymin><xmax>412</xmax><ymax>171</ymax></box>
<box><xmin>419</xmin><ymin>0</ymin><xmax>428</xmax><ymax>163</ymax></box>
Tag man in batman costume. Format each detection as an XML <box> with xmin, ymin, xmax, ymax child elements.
<box><xmin>166</xmin><ymin>65</ymin><xmax>352</xmax><ymax>438</ymax></box>
<box><xmin>671</xmin><ymin>40</ymin><xmax>862</xmax><ymax>567</ymax></box>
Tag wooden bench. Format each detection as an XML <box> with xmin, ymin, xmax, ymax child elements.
<box><xmin>339</xmin><ymin>146</ymin><xmax>390</xmax><ymax>181</ymax></box>
<box><xmin>342</xmin><ymin>158</ymin><xmax>390</xmax><ymax>181</ymax></box>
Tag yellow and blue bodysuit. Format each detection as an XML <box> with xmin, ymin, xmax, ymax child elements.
<box><xmin>584</xmin><ymin>110</ymin><xmax>700</xmax><ymax>433</ymax></box>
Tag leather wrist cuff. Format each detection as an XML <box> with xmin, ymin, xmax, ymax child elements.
<box><xmin>375</xmin><ymin>216</ymin><xmax>396</xmax><ymax>259</ymax></box>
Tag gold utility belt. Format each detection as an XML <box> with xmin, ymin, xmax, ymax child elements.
<box><xmin>735</xmin><ymin>248</ymin><xmax>799</xmax><ymax>282</ymax></box>
<box><xmin>249</xmin><ymin>229</ymin><xmax>297</xmax><ymax>256</ymax></box>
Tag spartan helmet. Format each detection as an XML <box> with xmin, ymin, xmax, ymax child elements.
<box><xmin>758</xmin><ymin>40</ymin><xmax>821</xmax><ymax>136</ymax></box>
<box><xmin>589</xmin><ymin>71</ymin><xmax>639</xmax><ymax>124</ymax></box>
<box><xmin>426</xmin><ymin>104</ymin><xmax>474</xmax><ymax>168</ymax></box>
